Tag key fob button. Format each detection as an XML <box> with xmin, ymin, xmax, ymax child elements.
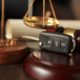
<box><xmin>53</xmin><ymin>37</ymin><xmax>61</xmax><ymax>52</ymax></box>
<box><xmin>54</xmin><ymin>37</ymin><xmax>60</xmax><ymax>48</ymax></box>
<box><xmin>46</xmin><ymin>37</ymin><xmax>52</xmax><ymax>48</ymax></box>
<box><xmin>61</xmin><ymin>39</ymin><xmax>68</xmax><ymax>48</ymax></box>
<box><xmin>61</xmin><ymin>38</ymin><xmax>69</xmax><ymax>53</ymax></box>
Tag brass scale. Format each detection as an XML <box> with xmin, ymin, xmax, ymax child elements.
<box><xmin>0</xmin><ymin>0</ymin><xmax>75</xmax><ymax>64</ymax></box>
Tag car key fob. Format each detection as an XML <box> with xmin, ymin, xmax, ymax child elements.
<box><xmin>39</xmin><ymin>32</ymin><xmax>76</xmax><ymax>54</ymax></box>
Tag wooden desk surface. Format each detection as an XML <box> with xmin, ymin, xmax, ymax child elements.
<box><xmin>0</xmin><ymin>40</ymin><xmax>80</xmax><ymax>80</ymax></box>
<box><xmin>0</xmin><ymin>64</ymin><xmax>34</xmax><ymax>80</ymax></box>
<box><xmin>0</xmin><ymin>40</ymin><xmax>38</xmax><ymax>80</ymax></box>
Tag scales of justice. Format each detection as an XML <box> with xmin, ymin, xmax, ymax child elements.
<box><xmin>0</xmin><ymin>0</ymin><xmax>59</xmax><ymax>64</ymax></box>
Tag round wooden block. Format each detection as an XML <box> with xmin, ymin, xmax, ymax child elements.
<box><xmin>0</xmin><ymin>39</ymin><xmax>30</xmax><ymax>64</ymax></box>
<box><xmin>23</xmin><ymin>50</ymin><xmax>80</xmax><ymax>80</ymax></box>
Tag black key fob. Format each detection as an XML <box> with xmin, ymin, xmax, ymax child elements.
<box><xmin>39</xmin><ymin>32</ymin><xmax>76</xmax><ymax>54</ymax></box>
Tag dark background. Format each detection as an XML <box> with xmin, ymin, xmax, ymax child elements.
<box><xmin>0</xmin><ymin>0</ymin><xmax>74</xmax><ymax>20</ymax></box>
<box><xmin>33</xmin><ymin>0</ymin><xmax>73</xmax><ymax>19</ymax></box>
<box><xmin>0</xmin><ymin>0</ymin><xmax>28</xmax><ymax>19</ymax></box>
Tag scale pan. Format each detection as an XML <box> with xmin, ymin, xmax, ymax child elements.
<box><xmin>23</xmin><ymin>16</ymin><xmax>59</xmax><ymax>29</ymax></box>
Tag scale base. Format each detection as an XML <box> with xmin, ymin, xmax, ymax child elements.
<box><xmin>0</xmin><ymin>39</ymin><xmax>30</xmax><ymax>64</ymax></box>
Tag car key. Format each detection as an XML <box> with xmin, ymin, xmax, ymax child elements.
<box><xmin>39</xmin><ymin>32</ymin><xmax>76</xmax><ymax>54</ymax></box>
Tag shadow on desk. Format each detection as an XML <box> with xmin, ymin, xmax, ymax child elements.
<box><xmin>0</xmin><ymin>64</ymin><xmax>34</xmax><ymax>80</ymax></box>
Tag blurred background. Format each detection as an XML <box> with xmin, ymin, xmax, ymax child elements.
<box><xmin>0</xmin><ymin>0</ymin><xmax>80</xmax><ymax>20</ymax></box>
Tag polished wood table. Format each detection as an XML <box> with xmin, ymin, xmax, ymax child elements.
<box><xmin>0</xmin><ymin>64</ymin><xmax>34</xmax><ymax>80</ymax></box>
<box><xmin>0</xmin><ymin>40</ymin><xmax>37</xmax><ymax>80</ymax></box>
<box><xmin>0</xmin><ymin>40</ymin><xmax>80</xmax><ymax>80</ymax></box>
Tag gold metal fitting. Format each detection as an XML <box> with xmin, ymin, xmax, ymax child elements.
<box><xmin>23</xmin><ymin>16</ymin><xmax>59</xmax><ymax>29</ymax></box>
<box><xmin>63</xmin><ymin>28</ymin><xmax>76</xmax><ymax>38</ymax></box>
